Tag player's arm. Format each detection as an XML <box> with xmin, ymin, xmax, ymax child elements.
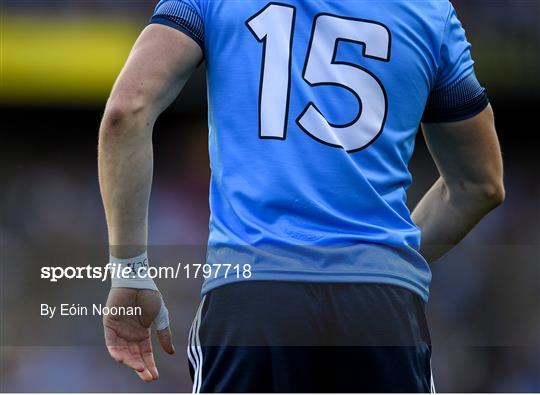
<box><xmin>99</xmin><ymin>24</ymin><xmax>201</xmax><ymax>255</ymax></box>
<box><xmin>412</xmin><ymin>104</ymin><xmax>504</xmax><ymax>263</ymax></box>
<box><xmin>98</xmin><ymin>24</ymin><xmax>202</xmax><ymax>381</ymax></box>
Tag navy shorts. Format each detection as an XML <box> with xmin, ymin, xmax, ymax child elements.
<box><xmin>187</xmin><ymin>282</ymin><xmax>434</xmax><ymax>393</ymax></box>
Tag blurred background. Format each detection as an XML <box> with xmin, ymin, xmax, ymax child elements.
<box><xmin>1</xmin><ymin>0</ymin><xmax>539</xmax><ymax>392</ymax></box>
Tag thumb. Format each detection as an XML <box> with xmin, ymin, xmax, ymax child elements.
<box><xmin>154</xmin><ymin>303</ymin><xmax>175</xmax><ymax>354</ymax></box>
<box><xmin>157</xmin><ymin>327</ymin><xmax>175</xmax><ymax>355</ymax></box>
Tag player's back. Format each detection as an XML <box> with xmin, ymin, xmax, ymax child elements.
<box><xmin>151</xmin><ymin>0</ymin><xmax>488</xmax><ymax>300</ymax></box>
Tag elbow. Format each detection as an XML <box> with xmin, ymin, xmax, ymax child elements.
<box><xmin>100</xmin><ymin>95</ymin><xmax>152</xmax><ymax>137</ymax></box>
<box><xmin>478</xmin><ymin>180</ymin><xmax>505</xmax><ymax>209</ymax></box>
<box><xmin>450</xmin><ymin>178</ymin><xmax>505</xmax><ymax>211</ymax></box>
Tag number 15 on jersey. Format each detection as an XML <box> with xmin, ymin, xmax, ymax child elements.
<box><xmin>246</xmin><ymin>3</ymin><xmax>391</xmax><ymax>152</ymax></box>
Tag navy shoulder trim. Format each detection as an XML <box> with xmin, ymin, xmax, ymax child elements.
<box><xmin>422</xmin><ymin>72</ymin><xmax>489</xmax><ymax>123</ymax></box>
<box><xmin>149</xmin><ymin>1</ymin><xmax>204</xmax><ymax>51</ymax></box>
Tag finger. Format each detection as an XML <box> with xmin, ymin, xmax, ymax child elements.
<box><xmin>135</xmin><ymin>368</ymin><xmax>154</xmax><ymax>382</ymax></box>
<box><xmin>125</xmin><ymin>341</ymin><xmax>148</xmax><ymax>374</ymax></box>
<box><xmin>107</xmin><ymin>344</ymin><xmax>129</xmax><ymax>364</ymax></box>
<box><xmin>104</xmin><ymin>328</ymin><xmax>126</xmax><ymax>363</ymax></box>
<box><xmin>140</xmin><ymin>337</ymin><xmax>159</xmax><ymax>380</ymax></box>
<box><xmin>157</xmin><ymin>327</ymin><xmax>175</xmax><ymax>355</ymax></box>
<box><xmin>107</xmin><ymin>340</ymin><xmax>150</xmax><ymax>381</ymax></box>
<box><xmin>106</xmin><ymin>331</ymin><xmax>138</xmax><ymax>369</ymax></box>
<box><xmin>124</xmin><ymin>342</ymin><xmax>152</xmax><ymax>382</ymax></box>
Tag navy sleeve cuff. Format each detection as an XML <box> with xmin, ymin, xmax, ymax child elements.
<box><xmin>422</xmin><ymin>72</ymin><xmax>490</xmax><ymax>123</ymax></box>
<box><xmin>149</xmin><ymin>1</ymin><xmax>204</xmax><ymax>52</ymax></box>
<box><xmin>149</xmin><ymin>16</ymin><xmax>204</xmax><ymax>51</ymax></box>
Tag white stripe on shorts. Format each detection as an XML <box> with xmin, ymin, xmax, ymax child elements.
<box><xmin>187</xmin><ymin>296</ymin><xmax>206</xmax><ymax>394</ymax></box>
<box><xmin>430</xmin><ymin>359</ymin><xmax>436</xmax><ymax>393</ymax></box>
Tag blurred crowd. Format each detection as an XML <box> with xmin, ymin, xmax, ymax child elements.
<box><xmin>1</xmin><ymin>0</ymin><xmax>539</xmax><ymax>392</ymax></box>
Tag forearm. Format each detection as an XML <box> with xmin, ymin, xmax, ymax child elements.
<box><xmin>96</xmin><ymin>25</ymin><xmax>202</xmax><ymax>259</ymax></box>
<box><xmin>412</xmin><ymin>177</ymin><xmax>503</xmax><ymax>263</ymax></box>
<box><xmin>98</xmin><ymin>107</ymin><xmax>154</xmax><ymax>258</ymax></box>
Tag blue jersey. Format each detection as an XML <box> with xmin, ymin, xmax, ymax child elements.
<box><xmin>151</xmin><ymin>0</ymin><xmax>488</xmax><ymax>301</ymax></box>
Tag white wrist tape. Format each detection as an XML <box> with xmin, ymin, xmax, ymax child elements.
<box><xmin>109</xmin><ymin>252</ymin><xmax>158</xmax><ymax>291</ymax></box>
<box><xmin>108</xmin><ymin>252</ymin><xmax>170</xmax><ymax>330</ymax></box>
<box><xmin>154</xmin><ymin>303</ymin><xmax>170</xmax><ymax>331</ymax></box>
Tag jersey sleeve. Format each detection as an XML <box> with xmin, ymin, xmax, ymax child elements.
<box><xmin>422</xmin><ymin>4</ymin><xmax>489</xmax><ymax>123</ymax></box>
<box><xmin>149</xmin><ymin>0</ymin><xmax>205</xmax><ymax>51</ymax></box>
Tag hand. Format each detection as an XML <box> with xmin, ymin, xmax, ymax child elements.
<box><xmin>103</xmin><ymin>288</ymin><xmax>175</xmax><ymax>382</ymax></box>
